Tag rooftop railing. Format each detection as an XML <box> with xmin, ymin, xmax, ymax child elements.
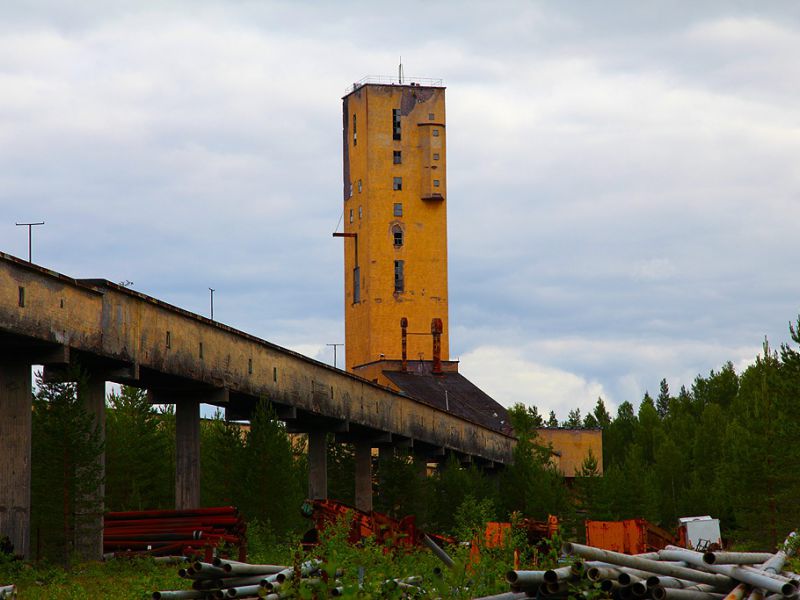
<box><xmin>346</xmin><ymin>75</ymin><xmax>444</xmax><ymax>93</ymax></box>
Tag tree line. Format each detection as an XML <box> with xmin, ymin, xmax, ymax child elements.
<box><xmin>28</xmin><ymin>316</ymin><xmax>800</xmax><ymax>561</ymax></box>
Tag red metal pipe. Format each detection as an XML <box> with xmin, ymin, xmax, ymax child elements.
<box><xmin>431</xmin><ymin>318</ymin><xmax>443</xmax><ymax>374</ymax></box>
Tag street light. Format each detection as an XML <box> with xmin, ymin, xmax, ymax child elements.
<box><xmin>326</xmin><ymin>343</ymin><xmax>343</xmax><ymax>369</ymax></box>
<box><xmin>15</xmin><ymin>221</ymin><xmax>44</xmax><ymax>263</ymax></box>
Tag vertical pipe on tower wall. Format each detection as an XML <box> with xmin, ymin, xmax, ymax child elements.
<box><xmin>431</xmin><ymin>318</ymin><xmax>443</xmax><ymax>374</ymax></box>
<box><xmin>400</xmin><ymin>318</ymin><xmax>408</xmax><ymax>373</ymax></box>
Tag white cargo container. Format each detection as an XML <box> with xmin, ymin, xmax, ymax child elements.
<box><xmin>678</xmin><ymin>515</ymin><xmax>722</xmax><ymax>550</ymax></box>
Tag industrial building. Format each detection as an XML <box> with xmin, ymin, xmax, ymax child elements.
<box><xmin>338</xmin><ymin>77</ymin><xmax>511</xmax><ymax>437</ymax></box>
<box><xmin>338</xmin><ymin>76</ymin><xmax>602</xmax><ymax>470</ymax></box>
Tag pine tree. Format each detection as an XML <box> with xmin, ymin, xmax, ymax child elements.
<box><xmin>106</xmin><ymin>386</ymin><xmax>173</xmax><ymax>510</ymax></box>
<box><xmin>656</xmin><ymin>378</ymin><xmax>670</xmax><ymax>418</ymax></box>
<box><xmin>564</xmin><ymin>408</ymin><xmax>582</xmax><ymax>428</ymax></box>
<box><xmin>30</xmin><ymin>370</ymin><xmax>103</xmax><ymax>565</ymax></box>
<box><xmin>200</xmin><ymin>409</ymin><xmax>246</xmax><ymax>508</ymax></box>
<box><xmin>592</xmin><ymin>398</ymin><xmax>611</xmax><ymax>429</ymax></box>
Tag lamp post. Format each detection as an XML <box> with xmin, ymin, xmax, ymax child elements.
<box><xmin>15</xmin><ymin>221</ymin><xmax>44</xmax><ymax>263</ymax></box>
<box><xmin>326</xmin><ymin>343</ymin><xmax>343</xmax><ymax>369</ymax></box>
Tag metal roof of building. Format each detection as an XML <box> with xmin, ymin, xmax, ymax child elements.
<box><xmin>383</xmin><ymin>370</ymin><xmax>512</xmax><ymax>436</ymax></box>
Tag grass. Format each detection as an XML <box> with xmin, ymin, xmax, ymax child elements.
<box><xmin>0</xmin><ymin>516</ymin><xmax>562</xmax><ymax>599</ymax></box>
<box><xmin>0</xmin><ymin>557</ymin><xmax>187</xmax><ymax>600</ymax></box>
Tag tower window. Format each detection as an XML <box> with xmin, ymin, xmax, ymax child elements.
<box><xmin>349</xmin><ymin>208</ymin><xmax>354</xmax><ymax>223</ymax></box>
<box><xmin>433</xmin><ymin>179</ymin><xmax>440</xmax><ymax>187</ymax></box>
<box><xmin>349</xmin><ymin>183</ymin><xmax>353</xmax><ymax>198</ymax></box>
<box><xmin>393</xmin><ymin>177</ymin><xmax>402</xmax><ymax>191</ymax></box>
<box><xmin>353</xmin><ymin>266</ymin><xmax>360</xmax><ymax>303</ymax></box>
<box><xmin>393</xmin><ymin>226</ymin><xmax>403</xmax><ymax>247</ymax></box>
<box><xmin>393</xmin><ymin>150</ymin><xmax>402</xmax><ymax>164</ymax></box>
<box><xmin>394</xmin><ymin>260</ymin><xmax>404</xmax><ymax>293</ymax></box>
<box><xmin>393</xmin><ymin>202</ymin><xmax>403</xmax><ymax>217</ymax></box>
<box><xmin>428</xmin><ymin>113</ymin><xmax>435</xmax><ymax>120</ymax></box>
<box><xmin>357</xmin><ymin>179</ymin><xmax>362</xmax><ymax>193</ymax></box>
<box><xmin>433</xmin><ymin>153</ymin><xmax>440</xmax><ymax>161</ymax></box>
<box><xmin>432</xmin><ymin>129</ymin><xmax>440</xmax><ymax>137</ymax></box>
<box><xmin>166</xmin><ymin>331</ymin><xmax>171</xmax><ymax>349</ymax></box>
<box><xmin>392</xmin><ymin>109</ymin><xmax>401</xmax><ymax>140</ymax></box>
<box><xmin>353</xmin><ymin>113</ymin><xmax>357</xmax><ymax>146</ymax></box>
<box><xmin>358</xmin><ymin>205</ymin><xmax>363</xmax><ymax>219</ymax></box>
<box><xmin>18</xmin><ymin>286</ymin><xmax>25</xmax><ymax>307</ymax></box>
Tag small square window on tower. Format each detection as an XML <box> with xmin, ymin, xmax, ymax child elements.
<box><xmin>432</xmin><ymin>129</ymin><xmax>440</xmax><ymax>137</ymax></box>
<box><xmin>393</xmin><ymin>203</ymin><xmax>403</xmax><ymax>217</ymax></box>
<box><xmin>393</xmin><ymin>150</ymin><xmax>402</xmax><ymax>164</ymax></box>
<box><xmin>433</xmin><ymin>179</ymin><xmax>440</xmax><ymax>187</ymax></box>
<box><xmin>433</xmin><ymin>153</ymin><xmax>440</xmax><ymax>161</ymax></box>
<box><xmin>393</xmin><ymin>177</ymin><xmax>402</xmax><ymax>191</ymax></box>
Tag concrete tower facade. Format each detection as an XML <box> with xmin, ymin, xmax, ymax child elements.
<box><xmin>341</xmin><ymin>81</ymin><xmax>449</xmax><ymax>378</ymax></box>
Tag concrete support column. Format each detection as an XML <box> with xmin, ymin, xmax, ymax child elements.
<box><xmin>0</xmin><ymin>363</ymin><xmax>32</xmax><ymax>559</ymax></box>
<box><xmin>414</xmin><ymin>454</ymin><xmax>429</xmax><ymax>479</ymax></box>
<box><xmin>175</xmin><ymin>400</ymin><xmax>201</xmax><ymax>510</ymax></box>
<box><xmin>75</xmin><ymin>375</ymin><xmax>106</xmax><ymax>561</ymax></box>
<box><xmin>307</xmin><ymin>430</ymin><xmax>328</xmax><ymax>500</ymax></box>
<box><xmin>354</xmin><ymin>441</ymin><xmax>372</xmax><ymax>512</ymax></box>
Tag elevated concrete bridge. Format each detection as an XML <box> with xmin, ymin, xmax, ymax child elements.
<box><xmin>0</xmin><ymin>251</ymin><xmax>514</xmax><ymax>559</ymax></box>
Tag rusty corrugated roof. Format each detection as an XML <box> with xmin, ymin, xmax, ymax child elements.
<box><xmin>383</xmin><ymin>370</ymin><xmax>512</xmax><ymax>435</ymax></box>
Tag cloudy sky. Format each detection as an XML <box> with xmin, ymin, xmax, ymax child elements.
<box><xmin>3</xmin><ymin>1</ymin><xmax>800</xmax><ymax>420</ymax></box>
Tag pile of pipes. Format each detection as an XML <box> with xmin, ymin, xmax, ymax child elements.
<box><xmin>151</xmin><ymin>558</ymin><xmax>437</xmax><ymax>599</ymax></box>
<box><xmin>0</xmin><ymin>584</ymin><xmax>16</xmax><ymax>599</ymax></box>
<box><xmin>152</xmin><ymin>558</ymin><xmax>330</xmax><ymax>599</ymax></box>
<box><xmin>104</xmin><ymin>506</ymin><xmax>247</xmax><ymax>560</ymax></box>
<box><xmin>501</xmin><ymin>534</ymin><xmax>799</xmax><ymax>600</ymax></box>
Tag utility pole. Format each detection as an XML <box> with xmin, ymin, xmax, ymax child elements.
<box><xmin>326</xmin><ymin>343</ymin><xmax>343</xmax><ymax>369</ymax></box>
<box><xmin>15</xmin><ymin>221</ymin><xmax>44</xmax><ymax>263</ymax></box>
<box><xmin>209</xmin><ymin>288</ymin><xmax>215</xmax><ymax>321</ymax></box>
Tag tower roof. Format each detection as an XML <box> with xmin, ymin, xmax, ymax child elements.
<box><xmin>343</xmin><ymin>75</ymin><xmax>445</xmax><ymax>98</ymax></box>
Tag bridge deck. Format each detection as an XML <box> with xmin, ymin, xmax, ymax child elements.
<box><xmin>0</xmin><ymin>252</ymin><xmax>514</xmax><ymax>464</ymax></box>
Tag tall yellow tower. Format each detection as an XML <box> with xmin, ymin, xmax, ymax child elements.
<box><xmin>341</xmin><ymin>79</ymin><xmax>449</xmax><ymax>379</ymax></box>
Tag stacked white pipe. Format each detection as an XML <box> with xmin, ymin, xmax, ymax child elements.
<box><xmin>498</xmin><ymin>532</ymin><xmax>798</xmax><ymax>600</ymax></box>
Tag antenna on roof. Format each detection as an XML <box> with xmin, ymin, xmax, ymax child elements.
<box><xmin>398</xmin><ymin>57</ymin><xmax>404</xmax><ymax>84</ymax></box>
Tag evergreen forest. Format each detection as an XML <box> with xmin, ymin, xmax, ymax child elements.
<box><xmin>26</xmin><ymin>316</ymin><xmax>800</xmax><ymax>563</ymax></box>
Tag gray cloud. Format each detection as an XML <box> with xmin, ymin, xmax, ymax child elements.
<box><xmin>2</xmin><ymin>1</ymin><xmax>799</xmax><ymax>419</ymax></box>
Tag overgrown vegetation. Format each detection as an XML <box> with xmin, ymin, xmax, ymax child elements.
<box><xmin>30</xmin><ymin>368</ymin><xmax>103</xmax><ymax>565</ymax></box>
<box><xmin>18</xmin><ymin>315</ymin><xmax>800</xmax><ymax>589</ymax></box>
<box><xmin>556</xmin><ymin>321</ymin><xmax>800</xmax><ymax>549</ymax></box>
